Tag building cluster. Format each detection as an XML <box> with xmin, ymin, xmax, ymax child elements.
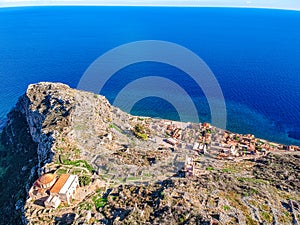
<box><xmin>219</xmin><ymin>132</ymin><xmax>258</xmax><ymax>158</ymax></box>
<box><xmin>285</xmin><ymin>145</ymin><xmax>300</xmax><ymax>151</ymax></box>
<box><xmin>160</xmin><ymin>120</ymin><xmax>300</xmax><ymax>160</ymax></box>
<box><xmin>29</xmin><ymin>173</ymin><xmax>79</xmax><ymax>209</ymax></box>
<box><xmin>221</xmin><ymin>132</ymin><xmax>300</xmax><ymax>158</ymax></box>
<box><xmin>191</xmin><ymin>122</ymin><xmax>212</xmax><ymax>153</ymax></box>
<box><xmin>163</xmin><ymin>122</ymin><xmax>214</xmax><ymax>153</ymax></box>
<box><xmin>184</xmin><ymin>157</ymin><xmax>208</xmax><ymax>177</ymax></box>
<box><xmin>165</xmin><ymin>123</ymin><xmax>182</xmax><ymax>147</ymax></box>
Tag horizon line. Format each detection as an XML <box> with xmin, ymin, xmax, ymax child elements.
<box><xmin>0</xmin><ymin>1</ymin><xmax>300</xmax><ymax>12</ymax></box>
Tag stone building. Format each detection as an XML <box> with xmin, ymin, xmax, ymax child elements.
<box><xmin>36</xmin><ymin>173</ymin><xmax>57</xmax><ymax>188</ymax></box>
<box><xmin>44</xmin><ymin>195</ymin><xmax>61</xmax><ymax>209</ymax></box>
<box><xmin>49</xmin><ymin>174</ymin><xmax>79</xmax><ymax>205</ymax></box>
<box><xmin>29</xmin><ymin>173</ymin><xmax>79</xmax><ymax>208</ymax></box>
<box><xmin>184</xmin><ymin>157</ymin><xmax>208</xmax><ymax>177</ymax></box>
<box><xmin>29</xmin><ymin>173</ymin><xmax>57</xmax><ymax>199</ymax></box>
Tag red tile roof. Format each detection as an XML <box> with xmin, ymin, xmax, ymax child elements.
<box><xmin>50</xmin><ymin>174</ymin><xmax>70</xmax><ymax>194</ymax></box>
<box><xmin>37</xmin><ymin>173</ymin><xmax>56</xmax><ymax>185</ymax></box>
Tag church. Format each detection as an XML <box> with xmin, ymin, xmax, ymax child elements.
<box><xmin>29</xmin><ymin>173</ymin><xmax>79</xmax><ymax>209</ymax></box>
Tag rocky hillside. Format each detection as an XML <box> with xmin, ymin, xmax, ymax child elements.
<box><xmin>0</xmin><ymin>82</ymin><xmax>299</xmax><ymax>225</ymax></box>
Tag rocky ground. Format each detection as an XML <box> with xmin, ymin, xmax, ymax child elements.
<box><xmin>0</xmin><ymin>82</ymin><xmax>299</xmax><ymax>225</ymax></box>
<box><xmin>68</xmin><ymin>152</ymin><xmax>299</xmax><ymax>225</ymax></box>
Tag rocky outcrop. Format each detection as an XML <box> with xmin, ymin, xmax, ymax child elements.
<box><xmin>23</xmin><ymin>83</ymin><xmax>77</xmax><ymax>172</ymax></box>
<box><xmin>0</xmin><ymin>83</ymin><xmax>77</xmax><ymax>224</ymax></box>
<box><xmin>0</xmin><ymin>95</ymin><xmax>39</xmax><ymax>224</ymax></box>
<box><xmin>0</xmin><ymin>82</ymin><xmax>117</xmax><ymax>224</ymax></box>
<box><xmin>0</xmin><ymin>82</ymin><xmax>299</xmax><ymax>225</ymax></box>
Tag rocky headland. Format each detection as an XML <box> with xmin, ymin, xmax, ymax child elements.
<box><xmin>0</xmin><ymin>82</ymin><xmax>299</xmax><ymax>225</ymax></box>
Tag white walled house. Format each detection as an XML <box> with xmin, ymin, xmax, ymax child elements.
<box><xmin>44</xmin><ymin>195</ymin><xmax>61</xmax><ymax>209</ymax></box>
<box><xmin>50</xmin><ymin>174</ymin><xmax>79</xmax><ymax>204</ymax></box>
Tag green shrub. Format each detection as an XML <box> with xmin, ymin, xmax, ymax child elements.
<box><xmin>261</xmin><ymin>211</ymin><xmax>273</xmax><ymax>223</ymax></box>
<box><xmin>206</xmin><ymin>167</ymin><xmax>214</xmax><ymax>171</ymax></box>
<box><xmin>79</xmin><ymin>175</ymin><xmax>91</xmax><ymax>187</ymax></box>
<box><xmin>256</xmin><ymin>146</ymin><xmax>262</xmax><ymax>151</ymax></box>
<box><xmin>109</xmin><ymin>123</ymin><xmax>123</xmax><ymax>132</ymax></box>
<box><xmin>223</xmin><ymin>205</ymin><xmax>230</xmax><ymax>210</ymax></box>
<box><xmin>62</xmin><ymin>159</ymin><xmax>94</xmax><ymax>172</ymax></box>
<box><xmin>132</xmin><ymin>123</ymin><xmax>150</xmax><ymax>141</ymax></box>
<box><xmin>136</xmin><ymin>132</ymin><xmax>148</xmax><ymax>140</ymax></box>
<box><xmin>56</xmin><ymin>168</ymin><xmax>68</xmax><ymax>176</ymax></box>
<box><xmin>93</xmin><ymin>196</ymin><xmax>108</xmax><ymax>210</ymax></box>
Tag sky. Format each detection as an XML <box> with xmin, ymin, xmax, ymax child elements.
<box><xmin>0</xmin><ymin>0</ymin><xmax>300</xmax><ymax>11</ymax></box>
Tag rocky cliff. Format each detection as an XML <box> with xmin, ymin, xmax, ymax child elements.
<box><xmin>0</xmin><ymin>82</ymin><xmax>123</xmax><ymax>224</ymax></box>
<box><xmin>0</xmin><ymin>82</ymin><xmax>299</xmax><ymax>225</ymax></box>
<box><xmin>0</xmin><ymin>82</ymin><xmax>75</xmax><ymax>224</ymax></box>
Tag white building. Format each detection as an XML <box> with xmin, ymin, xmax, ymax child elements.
<box><xmin>50</xmin><ymin>174</ymin><xmax>79</xmax><ymax>204</ymax></box>
<box><xmin>44</xmin><ymin>195</ymin><xmax>61</xmax><ymax>209</ymax></box>
<box><xmin>29</xmin><ymin>173</ymin><xmax>79</xmax><ymax>208</ymax></box>
<box><xmin>166</xmin><ymin>137</ymin><xmax>178</xmax><ymax>146</ymax></box>
<box><xmin>193</xmin><ymin>142</ymin><xmax>200</xmax><ymax>150</ymax></box>
<box><xmin>230</xmin><ymin>145</ymin><xmax>238</xmax><ymax>156</ymax></box>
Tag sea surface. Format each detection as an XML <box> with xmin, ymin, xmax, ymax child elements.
<box><xmin>0</xmin><ymin>6</ymin><xmax>299</xmax><ymax>146</ymax></box>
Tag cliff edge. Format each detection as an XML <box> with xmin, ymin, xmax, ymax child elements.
<box><xmin>0</xmin><ymin>82</ymin><xmax>299</xmax><ymax>225</ymax></box>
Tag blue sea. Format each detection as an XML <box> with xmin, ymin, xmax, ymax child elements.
<box><xmin>0</xmin><ymin>6</ymin><xmax>299</xmax><ymax>146</ymax></box>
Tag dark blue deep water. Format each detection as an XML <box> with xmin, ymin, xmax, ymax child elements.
<box><xmin>0</xmin><ymin>6</ymin><xmax>299</xmax><ymax>145</ymax></box>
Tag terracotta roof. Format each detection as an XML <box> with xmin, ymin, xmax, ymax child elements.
<box><xmin>50</xmin><ymin>174</ymin><xmax>70</xmax><ymax>194</ymax></box>
<box><xmin>37</xmin><ymin>173</ymin><xmax>56</xmax><ymax>185</ymax></box>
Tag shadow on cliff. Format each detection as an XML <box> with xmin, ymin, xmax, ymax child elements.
<box><xmin>54</xmin><ymin>213</ymin><xmax>76</xmax><ymax>225</ymax></box>
<box><xmin>0</xmin><ymin>94</ymin><xmax>53</xmax><ymax>225</ymax></box>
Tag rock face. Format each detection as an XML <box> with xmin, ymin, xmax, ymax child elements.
<box><xmin>2</xmin><ymin>83</ymin><xmax>76</xmax><ymax>173</ymax></box>
<box><xmin>0</xmin><ymin>93</ymin><xmax>39</xmax><ymax>224</ymax></box>
<box><xmin>23</xmin><ymin>83</ymin><xmax>76</xmax><ymax>170</ymax></box>
<box><xmin>0</xmin><ymin>82</ymin><xmax>118</xmax><ymax>224</ymax></box>
<box><xmin>0</xmin><ymin>82</ymin><xmax>299</xmax><ymax>225</ymax></box>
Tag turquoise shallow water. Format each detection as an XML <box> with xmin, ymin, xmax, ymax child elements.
<box><xmin>0</xmin><ymin>6</ymin><xmax>299</xmax><ymax>145</ymax></box>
